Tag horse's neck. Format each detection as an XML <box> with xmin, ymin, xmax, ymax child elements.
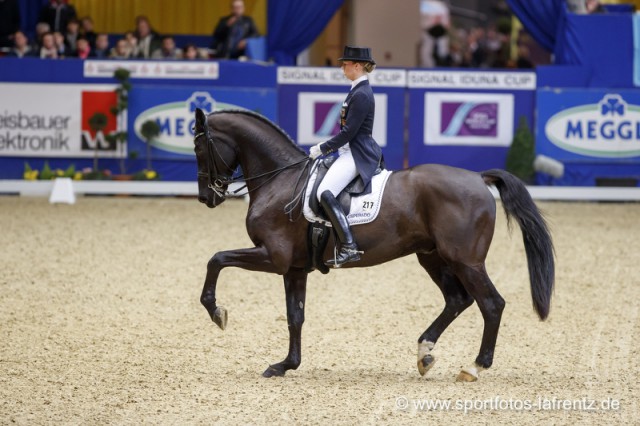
<box><xmin>235</xmin><ymin>133</ymin><xmax>305</xmax><ymax>194</ymax></box>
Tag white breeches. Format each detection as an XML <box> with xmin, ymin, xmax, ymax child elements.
<box><xmin>316</xmin><ymin>149</ymin><xmax>358</xmax><ymax>202</ymax></box>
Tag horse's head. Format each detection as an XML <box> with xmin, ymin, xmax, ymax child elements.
<box><xmin>193</xmin><ymin>108</ymin><xmax>238</xmax><ymax>208</ymax></box>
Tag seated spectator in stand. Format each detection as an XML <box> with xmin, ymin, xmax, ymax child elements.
<box><xmin>32</xmin><ymin>22</ymin><xmax>50</xmax><ymax>51</ymax></box>
<box><xmin>211</xmin><ymin>0</ymin><xmax>259</xmax><ymax>59</ymax></box>
<box><xmin>7</xmin><ymin>30</ymin><xmax>33</xmax><ymax>58</ymax></box>
<box><xmin>93</xmin><ymin>33</ymin><xmax>110</xmax><ymax>59</ymax></box>
<box><xmin>38</xmin><ymin>32</ymin><xmax>58</xmax><ymax>59</ymax></box>
<box><xmin>38</xmin><ymin>0</ymin><xmax>77</xmax><ymax>35</ymax></box>
<box><xmin>79</xmin><ymin>16</ymin><xmax>97</xmax><ymax>48</ymax></box>
<box><xmin>109</xmin><ymin>38</ymin><xmax>131</xmax><ymax>59</ymax></box>
<box><xmin>124</xmin><ymin>31</ymin><xmax>137</xmax><ymax>55</ymax></box>
<box><xmin>64</xmin><ymin>18</ymin><xmax>79</xmax><ymax>51</ymax></box>
<box><xmin>586</xmin><ymin>0</ymin><xmax>606</xmax><ymax>13</ymax></box>
<box><xmin>0</xmin><ymin>0</ymin><xmax>21</xmax><ymax>49</ymax></box>
<box><xmin>73</xmin><ymin>37</ymin><xmax>92</xmax><ymax>59</ymax></box>
<box><xmin>151</xmin><ymin>35</ymin><xmax>182</xmax><ymax>59</ymax></box>
<box><xmin>53</xmin><ymin>31</ymin><xmax>70</xmax><ymax>57</ymax></box>
<box><xmin>133</xmin><ymin>15</ymin><xmax>161</xmax><ymax>58</ymax></box>
<box><xmin>515</xmin><ymin>45</ymin><xmax>534</xmax><ymax>69</ymax></box>
<box><xmin>182</xmin><ymin>43</ymin><xmax>202</xmax><ymax>60</ymax></box>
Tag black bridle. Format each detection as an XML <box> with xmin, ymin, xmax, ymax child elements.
<box><xmin>193</xmin><ymin>127</ymin><xmax>311</xmax><ymax>204</ymax></box>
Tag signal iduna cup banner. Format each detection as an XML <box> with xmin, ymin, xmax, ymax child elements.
<box><xmin>0</xmin><ymin>83</ymin><xmax>119</xmax><ymax>158</ymax></box>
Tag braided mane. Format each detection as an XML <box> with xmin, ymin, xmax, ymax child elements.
<box><xmin>209</xmin><ymin>109</ymin><xmax>307</xmax><ymax>155</ymax></box>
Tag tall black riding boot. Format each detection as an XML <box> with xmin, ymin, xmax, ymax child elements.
<box><xmin>320</xmin><ymin>190</ymin><xmax>362</xmax><ymax>267</ymax></box>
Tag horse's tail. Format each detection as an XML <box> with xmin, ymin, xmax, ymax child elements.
<box><xmin>481</xmin><ymin>169</ymin><xmax>555</xmax><ymax>320</ymax></box>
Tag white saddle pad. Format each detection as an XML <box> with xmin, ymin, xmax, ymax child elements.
<box><xmin>303</xmin><ymin>168</ymin><xmax>392</xmax><ymax>226</ymax></box>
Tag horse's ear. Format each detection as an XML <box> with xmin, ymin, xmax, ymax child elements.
<box><xmin>195</xmin><ymin>108</ymin><xmax>206</xmax><ymax>133</ymax></box>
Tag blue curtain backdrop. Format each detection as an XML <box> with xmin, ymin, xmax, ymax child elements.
<box><xmin>267</xmin><ymin>0</ymin><xmax>344</xmax><ymax>65</ymax></box>
<box><xmin>506</xmin><ymin>0</ymin><xmax>565</xmax><ymax>52</ymax></box>
<box><xmin>18</xmin><ymin>0</ymin><xmax>47</xmax><ymax>39</ymax></box>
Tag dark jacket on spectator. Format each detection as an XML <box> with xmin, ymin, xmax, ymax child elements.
<box><xmin>0</xmin><ymin>0</ymin><xmax>21</xmax><ymax>48</ymax></box>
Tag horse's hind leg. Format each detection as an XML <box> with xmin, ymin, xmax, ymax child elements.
<box><xmin>263</xmin><ymin>268</ymin><xmax>308</xmax><ymax>378</ymax></box>
<box><xmin>416</xmin><ymin>253</ymin><xmax>474</xmax><ymax>376</ymax></box>
<box><xmin>451</xmin><ymin>263</ymin><xmax>505</xmax><ymax>382</ymax></box>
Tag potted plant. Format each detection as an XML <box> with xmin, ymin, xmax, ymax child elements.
<box><xmin>140</xmin><ymin>119</ymin><xmax>161</xmax><ymax>172</ymax></box>
<box><xmin>106</xmin><ymin>68</ymin><xmax>132</xmax><ymax>178</ymax></box>
<box><xmin>506</xmin><ymin>116</ymin><xmax>535</xmax><ymax>184</ymax></box>
<box><xmin>88</xmin><ymin>111</ymin><xmax>108</xmax><ymax>173</ymax></box>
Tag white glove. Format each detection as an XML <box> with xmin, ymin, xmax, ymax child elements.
<box><xmin>309</xmin><ymin>144</ymin><xmax>322</xmax><ymax>160</ymax></box>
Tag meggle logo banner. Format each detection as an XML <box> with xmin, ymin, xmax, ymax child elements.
<box><xmin>545</xmin><ymin>94</ymin><xmax>640</xmax><ymax>158</ymax></box>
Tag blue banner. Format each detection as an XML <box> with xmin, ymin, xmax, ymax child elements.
<box><xmin>276</xmin><ymin>67</ymin><xmax>406</xmax><ymax>171</ymax></box>
<box><xmin>536</xmin><ymin>88</ymin><xmax>640</xmax><ymax>185</ymax></box>
<box><xmin>407</xmin><ymin>70</ymin><xmax>536</xmax><ymax>171</ymax></box>
<box><xmin>128</xmin><ymin>85</ymin><xmax>277</xmax><ymax>163</ymax></box>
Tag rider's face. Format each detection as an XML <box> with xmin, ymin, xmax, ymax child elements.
<box><xmin>341</xmin><ymin>61</ymin><xmax>361</xmax><ymax>81</ymax></box>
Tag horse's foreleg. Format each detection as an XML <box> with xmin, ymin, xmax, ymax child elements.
<box><xmin>263</xmin><ymin>268</ymin><xmax>308</xmax><ymax>378</ymax></box>
<box><xmin>416</xmin><ymin>254</ymin><xmax>474</xmax><ymax>376</ymax></box>
<box><xmin>201</xmin><ymin>245</ymin><xmax>280</xmax><ymax>330</ymax></box>
<box><xmin>453</xmin><ymin>263</ymin><xmax>505</xmax><ymax>382</ymax></box>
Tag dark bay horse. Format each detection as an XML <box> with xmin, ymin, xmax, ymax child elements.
<box><xmin>193</xmin><ymin>108</ymin><xmax>554</xmax><ymax>381</ymax></box>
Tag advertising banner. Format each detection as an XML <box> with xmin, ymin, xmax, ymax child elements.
<box><xmin>0</xmin><ymin>83</ymin><xmax>118</xmax><ymax>158</ymax></box>
<box><xmin>83</xmin><ymin>60</ymin><xmax>220</xmax><ymax>80</ymax></box>
<box><xmin>536</xmin><ymin>88</ymin><xmax>640</xmax><ymax>186</ymax></box>
<box><xmin>277</xmin><ymin>67</ymin><xmax>407</xmax><ymax>170</ymax></box>
<box><xmin>128</xmin><ymin>85</ymin><xmax>277</xmax><ymax>161</ymax></box>
<box><xmin>407</xmin><ymin>70</ymin><xmax>536</xmax><ymax>171</ymax></box>
<box><xmin>538</xmin><ymin>89</ymin><xmax>640</xmax><ymax>161</ymax></box>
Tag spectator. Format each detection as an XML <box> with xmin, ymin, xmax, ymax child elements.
<box><xmin>32</xmin><ymin>22</ymin><xmax>50</xmax><ymax>51</ymax></box>
<box><xmin>211</xmin><ymin>0</ymin><xmax>259</xmax><ymax>59</ymax></box>
<box><xmin>74</xmin><ymin>37</ymin><xmax>91</xmax><ymax>59</ymax></box>
<box><xmin>133</xmin><ymin>15</ymin><xmax>161</xmax><ymax>58</ymax></box>
<box><xmin>6</xmin><ymin>30</ymin><xmax>32</xmax><ymax>58</ymax></box>
<box><xmin>515</xmin><ymin>44</ymin><xmax>534</xmax><ymax>69</ymax></box>
<box><xmin>53</xmin><ymin>31</ymin><xmax>70</xmax><ymax>57</ymax></box>
<box><xmin>64</xmin><ymin>19</ymin><xmax>78</xmax><ymax>51</ymax></box>
<box><xmin>79</xmin><ymin>16</ymin><xmax>96</xmax><ymax>48</ymax></box>
<box><xmin>124</xmin><ymin>31</ymin><xmax>138</xmax><ymax>56</ymax></box>
<box><xmin>109</xmin><ymin>38</ymin><xmax>131</xmax><ymax>59</ymax></box>
<box><xmin>38</xmin><ymin>32</ymin><xmax>58</xmax><ymax>59</ymax></box>
<box><xmin>182</xmin><ymin>43</ymin><xmax>202</xmax><ymax>60</ymax></box>
<box><xmin>38</xmin><ymin>0</ymin><xmax>77</xmax><ymax>35</ymax></box>
<box><xmin>0</xmin><ymin>0</ymin><xmax>21</xmax><ymax>49</ymax></box>
<box><xmin>586</xmin><ymin>0</ymin><xmax>606</xmax><ymax>13</ymax></box>
<box><xmin>151</xmin><ymin>35</ymin><xmax>181</xmax><ymax>59</ymax></box>
<box><xmin>93</xmin><ymin>33</ymin><xmax>110</xmax><ymax>59</ymax></box>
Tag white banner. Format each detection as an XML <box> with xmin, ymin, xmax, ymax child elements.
<box><xmin>424</xmin><ymin>92</ymin><xmax>514</xmax><ymax>146</ymax></box>
<box><xmin>409</xmin><ymin>70</ymin><xmax>536</xmax><ymax>90</ymax></box>
<box><xmin>83</xmin><ymin>60</ymin><xmax>220</xmax><ymax>79</ymax></box>
<box><xmin>278</xmin><ymin>67</ymin><xmax>406</xmax><ymax>87</ymax></box>
<box><xmin>0</xmin><ymin>83</ymin><xmax>120</xmax><ymax>158</ymax></box>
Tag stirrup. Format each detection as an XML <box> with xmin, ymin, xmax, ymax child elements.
<box><xmin>325</xmin><ymin>245</ymin><xmax>363</xmax><ymax>268</ymax></box>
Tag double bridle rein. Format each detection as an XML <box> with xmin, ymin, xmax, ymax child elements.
<box><xmin>193</xmin><ymin>129</ymin><xmax>311</xmax><ymax>207</ymax></box>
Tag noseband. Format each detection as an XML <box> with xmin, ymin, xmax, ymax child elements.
<box><xmin>194</xmin><ymin>129</ymin><xmax>235</xmax><ymax>200</ymax></box>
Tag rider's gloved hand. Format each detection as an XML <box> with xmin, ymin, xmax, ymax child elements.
<box><xmin>309</xmin><ymin>144</ymin><xmax>322</xmax><ymax>160</ymax></box>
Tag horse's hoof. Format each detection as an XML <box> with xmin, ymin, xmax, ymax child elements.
<box><xmin>417</xmin><ymin>354</ymin><xmax>436</xmax><ymax>376</ymax></box>
<box><xmin>456</xmin><ymin>368</ymin><xmax>479</xmax><ymax>382</ymax></box>
<box><xmin>262</xmin><ymin>365</ymin><xmax>285</xmax><ymax>378</ymax></box>
<box><xmin>212</xmin><ymin>306</ymin><xmax>228</xmax><ymax>330</ymax></box>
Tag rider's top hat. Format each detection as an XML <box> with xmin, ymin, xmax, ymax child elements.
<box><xmin>338</xmin><ymin>46</ymin><xmax>376</xmax><ymax>65</ymax></box>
